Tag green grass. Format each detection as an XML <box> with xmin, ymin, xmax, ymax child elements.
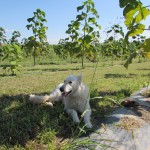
<box><xmin>0</xmin><ymin>57</ymin><xmax>150</xmax><ymax>149</ymax></box>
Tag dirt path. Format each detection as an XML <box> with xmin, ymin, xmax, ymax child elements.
<box><xmin>79</xmin><ymin>87</ymin><xmax>150</xmax><ymax>150</ymax></box>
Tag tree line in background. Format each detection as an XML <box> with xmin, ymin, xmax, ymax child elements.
<box><xmin>0</xmin><ymin>0</ymin><xmax>150</xmax><ymax>75</ymax></box>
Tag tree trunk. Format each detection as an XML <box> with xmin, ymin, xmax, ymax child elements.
<box><xmin>33</xmin><ymin>47</ymin><xmax>36</xmax><ymax>66</ymax></box>
<box><xmin>70</xmin><ymin>54</ymin><xmax>72</xmax><ymax>64</ymax></box>
<box><xmin>81</xmin><ymin>48</ymin><xmax>84</xmax><ymax>69</ymax></box>
<box><xmin>111</xmin><ymin>52</ymin><xmax>114</xmax><ymax>66</ymax></box>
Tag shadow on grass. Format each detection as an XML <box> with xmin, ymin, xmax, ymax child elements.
<box><xmin>39</xmin><ymin>62</ymin><xmax>60</xmax><ymax>65</ymax></box>
<box><xmin>104</xmin><ymin>73</ymin><xmax>137</xmax><ymax>78</ymax></box>
<box><xmin>0</xmin><ymin>73</ymin><xmax>17</xmax><ymax>77</ymax></box>
<box><xmin>98</xmin><ymin>89</ymin><xmax>132</xmax><ymax>97</ymax></box>
<box><xmin>142</xmin><ymin>73</ymin><xmax>150</xmax><ymax>77</ymax></box>
<box><xmin>0</xmin><ymin>91</ymin><xmax>116</xmax><ymax>148</ymax></box>
<box><xmin>0</xmin><ymin>87</ymin><xmax>134</xmax><ymax>148</ymax></box>
<box><xmin>39</xmin><ymin>61</ymin><xmax>79</xmax><ymax>65</ymax></box>
<box><xmin>0</xmin><ymin>64</ymin><xmax>11</xmax><ymax>68</ymax></box>
<box><xmin>137</xmin><ymin>68</ymin><xmax>150</xmax><ymax>71</ymax></box>
<box><xmin>89</xmin><ymin>87</ymin><xmax>136</xmax><ymax>128</ymax></box>
<box><xmin>27</xmin><ymin>67</ymin><xmax>80</xmax><ymax>72</ymax></box>
<box><xmin>0</xmin><ymin>74</ymin><xmax>11</xmax><ymax>77</ymax></box>
<box><xmin>0</xmin><ymin>94</ymin><xmax>75</xmax><ymax>148</ymax></box>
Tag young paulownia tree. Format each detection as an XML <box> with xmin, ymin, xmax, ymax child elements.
<box><xmin>2</xmin><ymin>31</ymin><xmax>23</xmax><ymax>76</ymax></box>
<box><xmin>26</xmin><ymin>9</ymin><xmax>48</xmax><ymax>65</ymax></box>
<box><xmin>66</xmin><ymin>0</ymin><xmax>101</xmax><ymax>68</ymax></box>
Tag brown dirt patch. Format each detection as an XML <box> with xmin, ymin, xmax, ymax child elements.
<box><xmin>142</xmin><ymin>90</ymin><xmax>150</xmax><ymax>97</ymax></box>
<box><xmin>132</xmin><ymin>106</ymin><xmax>150</xmax><ymax>123</ymax></box>
<box><xmin>118</xmin><ymin>115</ymin><xmax>145</xmax><ymax>131</ymax></box>
<box><xmin>118</xmin><ymin>103</ymin><xmax>150</xmax><ymax>131</ymax></box>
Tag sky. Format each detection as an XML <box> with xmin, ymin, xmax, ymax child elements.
<box><xmin>0</xmin><ymin>0</ymin><xmax>150</xmax><ymax>44</ymax></box>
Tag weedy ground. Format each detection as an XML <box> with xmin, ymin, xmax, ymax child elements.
<box><xmin>0</xmin><ymin>57</ymin><xmax>149</xmax><ymax>149</ymax></box>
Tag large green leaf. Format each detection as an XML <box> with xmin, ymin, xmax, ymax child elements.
<box><xmin>129</xmin><ymin>24</ymin><xmax>145</xmax><ymax>36</ymax></box>
<box><xmin>88</xmin><ymin>17</ymin><xmax>96</xmax><ymax>23</ymax></box>
<box><xmin>26</xmin><ymin>24</ymin><xmax>32</xmax><ymax>30</ymax></box>
<box><xmin>73</xmin><ymin>21</ymin><xmax>80</xmax><ymax>29</ymax></box>
<box><xmin>124</xmin><ymin>5</ymin><xmax>140</xmax><ymax>27</ymax></box>
<box><xmin>77</xmin><ymin>5</ymin><xmax>84</xmax><ymax>12</ymax></box>
<box><xmin>135</xmin><ymin>7</ymin><xmax>150</xmax><ymax>23</ymax></box>
<box><xmin>119</xmin><ymin>0</ymin><xmax>130</xmax><ymax>8</ymax></box>
<box><xmin>76</xmin><ymin>14</ymin><xmax>84</xmax><ymax>21</ymax></box>
<box><xmin>124</xmin><ymin>23</ymin><xmax>145</xmax><ymax>43</ymax></box>
<box><xmin>123</xmin><ymin>1</ymin><xmax>139</xmax><ymax>15</ymax></box>
<box><xmin>27</xmin><ymin>17</ymin><xmax>34</xmax><ymax>22</ymax></box>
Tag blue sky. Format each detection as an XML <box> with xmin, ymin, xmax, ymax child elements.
<box><xmin>0</xmin><ymin>0</ymin><xmax>150</xmax><ymax>44</ymax></box>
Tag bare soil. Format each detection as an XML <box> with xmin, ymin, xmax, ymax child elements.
<box><xmin>118</xmin><ymin>115</ymin><xmax>145</xmax><ymax>130</ymax></box>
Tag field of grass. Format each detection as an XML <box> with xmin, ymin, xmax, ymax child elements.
<box><xmin>0</xmin><ymin>57</ymin><xmax>150</xmax><ymax>149</ymax></box>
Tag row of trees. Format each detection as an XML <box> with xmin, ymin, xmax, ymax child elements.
<box><xmin>55</xmin><ymin>23</ymin><xmax>147</xmax><ymax>65</ymax></box>
<box><xmin>0</xmin><ymin>0</ymin><xmax>150</xmax><ymax>75</ymax></box>
<box><xmin>0</xmin><ymin>9</ymin><xmax>50</xmax><ymax>75</ymax></box>
<box><xmin>54</xmin><ymin>0</ymin><xmax>150</xmax><ymax>68</ymax></box>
